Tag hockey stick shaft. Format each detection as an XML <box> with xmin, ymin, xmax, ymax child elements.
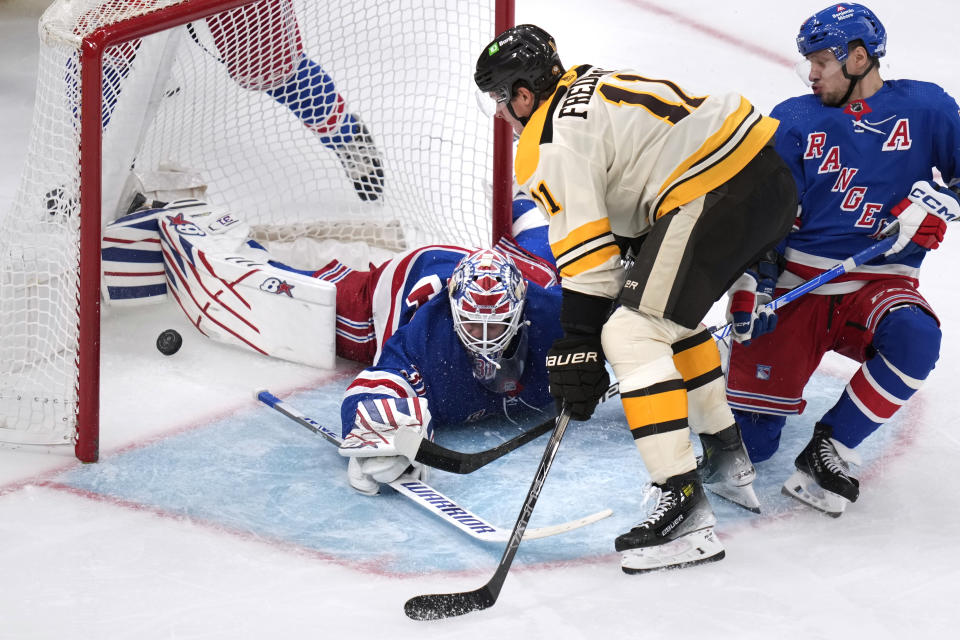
<box><xmin>712</xmin><ymin>192</ymin><xmax>960</xmax><ymax>340</ymax></box>
<box><xmin>407</xmin><ymin>381</ymin><xmax>621</xmax><ymax>474</ymax></box>
<box><xmin>404</xmin><ymin>406</ymin><xmax>573</xmax><ymax>621</ymax></box>
<box><xmin>256</xmin><ymin>390</ymin><xmax>610</xmax><ymax>543</ymax></box>
<box><xmin>256</xmin><ymin>389</ymin><xmax>342</xmax><ymax>445</ymax></box>
<box><xmin>709</xmin><ymin>234</ymin><xmax>897</xmax><ymax>340</ymax></box>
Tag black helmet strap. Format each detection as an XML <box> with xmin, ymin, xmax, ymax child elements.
<box><xmin>834</xmin><ymin>52</ymin><xmax>877</xmax><ymax>108</ymax></box>
<box><xmin>507</xmin><ymin>97</ymin><xmax>541</xmax><ymax>126</ymax></box>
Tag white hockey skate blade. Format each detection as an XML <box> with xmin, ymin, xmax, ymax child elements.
<box><xmin>782</xmin><ymin>469</ymin><xmax>849</xmax><ymax>517</ymax></box>
<box><xmin>704</xmin><ymin>480</ymin><xmax>761</xmax><ymax>513</ymax></box>
<box><xmin>620</xmin><ymin>527</ymin><xmax>725</xmax><ymax>574</ymax></box>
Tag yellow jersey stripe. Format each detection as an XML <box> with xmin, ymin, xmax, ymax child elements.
<box><xmin>550</xmin><ymin>216</ymin><xmax>613</xmax><ymax>257</ymax></box>
<box><xmin>558</xmin><ymin>243</ymin><xmax>620</xmax><ymax>279</ymax></box>
<box><xmin>656</xmin><ymin>112</ymin><xmax>778</xmax><ymax>218</ymax></box>
<box><xmin>659</xmin><ymin>96</ymin><xmax>754</xmax><ymax>194</ymax></box>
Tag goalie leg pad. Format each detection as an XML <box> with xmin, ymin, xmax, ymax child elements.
<box><xmin>102</xmin><ymin>208</ymin><xmax>167</xmax><ymax>306</ymax></box>
<box><xmin>159</xmin><ymin>201</ymin><xmax>336</xmax><ymax>368</ymax></box>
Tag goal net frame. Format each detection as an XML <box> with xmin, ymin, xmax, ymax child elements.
<box><xmin>2</xmin><ymin>0</ymin><xmax>515</xmax><ymax>462</ymax></box>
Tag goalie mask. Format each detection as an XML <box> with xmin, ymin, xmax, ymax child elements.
<box><xmin>448</xmin><ymin>249</ymin><xmax>529</xmax><ymax>392</ymax></box>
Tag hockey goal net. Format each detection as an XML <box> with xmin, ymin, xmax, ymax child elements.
<box><xmin>0</xmin><ymin>0</ymin><xmax>515</xmax><ymax>461</ymax></box>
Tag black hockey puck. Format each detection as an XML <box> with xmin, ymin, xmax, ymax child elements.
<box><xmin>156</xmin><ymin>329</ymin><xmax>183</xmax><ymax>356</ymax></box>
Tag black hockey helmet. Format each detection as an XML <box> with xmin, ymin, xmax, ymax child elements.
<box><xmin>474</xmin><ymin>24</ymin><xmax>564</xmax><ymax>103</ymax></box>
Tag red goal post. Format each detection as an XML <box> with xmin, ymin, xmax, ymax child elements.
<box><xmin>1</xmin><ymin>0</ymin><xmax>515</xmax><ymax>462</ymax></box>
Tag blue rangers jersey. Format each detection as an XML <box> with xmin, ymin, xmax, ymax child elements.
<box><xmin>771</xmin><ymin>79</ymin><xmax>960</xmax><ymax>292</ymax></box>
<box><xmin>340</xmin><ymin>211</ymin><xmax>562</xmax><ymax>437</ymax></box>
<box><xmin>340</xmin><ymin>278</ymin><xmax>561</xmax><ymax>436</ymax></box>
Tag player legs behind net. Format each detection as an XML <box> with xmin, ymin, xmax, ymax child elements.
<box><xmin>71</xmin><ymin>0</ymin><xmax>383</xmax><ymax>202</ymax></box>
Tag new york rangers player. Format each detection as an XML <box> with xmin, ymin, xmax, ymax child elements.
<box><xmin>725</xmin><ymin>4</ymin><xmax>960</xmax><ymax>516</ymax></box>
<box><xmin>319</xmin><ymin>199</ymin><xmax>564</xmax><ymax>496</ymax></box>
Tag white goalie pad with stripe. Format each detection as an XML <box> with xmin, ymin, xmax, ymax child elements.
<box><xmin>154</xmin><ymin>200</ymin><xmax>336</xmax><ymax>369</ymax></box>
<box><xmin>102</xmin><ymin>207</ymin><xmax>170</xmax><ymax>306</ymax></box>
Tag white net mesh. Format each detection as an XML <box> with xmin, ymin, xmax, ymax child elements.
<box><xmin>1</xmin><ymin>0</ymin><xmax>503</xmax><ymax>449</ymax></box>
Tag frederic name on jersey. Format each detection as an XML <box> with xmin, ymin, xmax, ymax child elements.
<box><xmin>557</xmin><ymin>67</ymin><xmax>609</xmax><ymax>119</ymax></box>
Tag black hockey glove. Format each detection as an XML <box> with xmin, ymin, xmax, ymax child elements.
<box><xmin>546</xmin><ymin>335</ymin><xmax>610</xmax><ymax>421</ymax></box>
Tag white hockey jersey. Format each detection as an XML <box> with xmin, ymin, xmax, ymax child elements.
<box><xmin>516</xmin><ymin>64</ymin><xmax>778</xmax><ymax>300</ymax></box>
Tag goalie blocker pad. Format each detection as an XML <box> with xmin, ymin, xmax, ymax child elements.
<box><xmin>103</xmin><ymin>199</ymin><xmax>336</xmax><ymax>369</ymax></box>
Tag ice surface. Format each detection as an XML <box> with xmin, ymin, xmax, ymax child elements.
<box><xmin>2</xmin><ymin>1</ymin><xmax>959</xmax><ymax>638</ymax></box>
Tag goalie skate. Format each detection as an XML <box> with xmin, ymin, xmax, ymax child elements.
<box><xmin>332</xmin><ymin>122</ymin><xmax>385</xmax><ymax>201</ymax></box>
<box><xmin>782</xmin><ymin>422</ymin><xmax>860</xmax><ymax>517</ymax></box>
<box><xmin>615</xmin><ymin>470</ymin><xmax>725</xmax><ymax>574</ymax></box>
<box><xmin>699</xmin><ymin>424</ymin><xmax>761</xmax><ymax>513</ymax></box>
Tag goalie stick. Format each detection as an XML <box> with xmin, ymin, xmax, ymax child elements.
<box><xmin>405</xmin><ymin>406</ymin><xmax>574</xmax><ymax>621</ymax></box>
<box><xmin>395</xmin><ymin>381</ymin><xmax>622</xmax><ymax>474</ymax></box>
<box><xmin>256</xmin><ymin>390</ymin><xmax>612</xmax><ymax>543</ymax></box>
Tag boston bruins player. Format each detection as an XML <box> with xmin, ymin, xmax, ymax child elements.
<box><xmin>475</xmin><ymin>25</ymin><xmax>796</xmax><ymax>573</ymax></box>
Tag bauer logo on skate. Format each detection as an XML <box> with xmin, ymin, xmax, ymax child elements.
<box><xmin>399</xmin><ymin>481</ymin><xmax>498</xmax><ymax>534</ymax></box>
<box><xmin>661</xmin><ymin>513</ymin><xmax>685</xmax><ymax>536</ymax></box>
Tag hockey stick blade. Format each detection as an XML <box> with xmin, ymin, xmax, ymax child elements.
<box><xmin>387</xmin><ymin>476</ymin><xmax>611</xmax><ymax>542</ymax></box>
<box><xmin>395</xmin><ymin>381</ymin><xmax>622</xmax><ymax>474</ymax></box>
<box><xmin>405</xmin><ymin>408</ymin><xmax>574</xmax><ymax>621</ymax></box>
<box><xmin>405</xmin><ymin>586</ymin><xmax>496</xmax><ymax>621</ymax></box>
<box><xmin>257</xmin><ymin>390</ymin><xmax>611</xmax><ymax>542</ymax></box>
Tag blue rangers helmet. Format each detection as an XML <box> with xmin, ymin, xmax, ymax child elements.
<box><xmin>797</xmin><ymin>4</ymin><xmax>886</xmax><ymax>62</ymax></box>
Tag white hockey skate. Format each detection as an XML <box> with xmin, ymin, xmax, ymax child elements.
<box><xmin>699</xmin><ymin>424</ymin><xmax>761</xmax><ymax>513</ymax></box>
<box><xmin>616</xmin><ymin>470</ymin><xmax>725</xmax><ymax>574</ymax></box>
<box><xmin>782</xmin><ymin>422</ymin><xmax>861</xmax><ymax>517</ymax></box>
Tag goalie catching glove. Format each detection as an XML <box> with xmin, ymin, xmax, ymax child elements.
<box><xmin>546</xmin><ymin>335</ymin><xmax>610</xmax><ymax>421</ymax></box>
<box><xmin>725</xmin><ymin>260</ymin><xmax>779</xmax><ymax>345</ymax></box>
<box><xmin>884</xmin><ymin>180</ymin><xmax>960</xmax><ymax>256</ymax></box>
<box><xmin>338</xmin><ymin>397</ymin><xmax>433</xmax><ymax>495</ymax></box>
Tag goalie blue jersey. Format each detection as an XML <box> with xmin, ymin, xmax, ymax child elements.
<box><xmin>771</xmin><ymin>79</ymin><xmax>960</xmax><ymax>288</ymax></box>
<box><xmin>340</xmin><ymin>279</ymin><xmax>562</xmax><ymax>436</ymax></box>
